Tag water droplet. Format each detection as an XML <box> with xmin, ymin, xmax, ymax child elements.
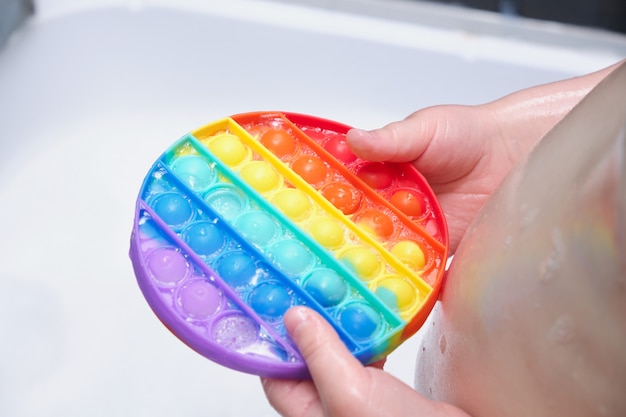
<box><xmin>548</xmin><ymin>314</ymin><xmax>575</xmax><ymax>345</ymax></box>
<box><xmin>519</xmin><ymin>206</ymin><xmax>539</xmax><ymax>230</ymax></box>
<box><xmin>539</xmin><ymin>228</ymin><xmax>566</xmax><ymax>283</ymax></box>
<box><xmin>439</xmin><ymin>334</ymin><xmax>447</xmax><ymax>354</ymax></box>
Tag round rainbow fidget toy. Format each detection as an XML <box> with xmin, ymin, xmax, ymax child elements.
<box><xmin>129</xmin><ymin>112</ymin><xmax>448</xmax><ymax>378</ymax></box>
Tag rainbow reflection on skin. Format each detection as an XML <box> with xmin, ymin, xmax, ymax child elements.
<box><xmin>414</xmin><ymin>65</ymin><xmax>626</xmax><ymax>417</ymax></box>
<box><xmin>129</xmin><ymin>111</ymin><xmax>448</xmax><ymax>378</ymax></box>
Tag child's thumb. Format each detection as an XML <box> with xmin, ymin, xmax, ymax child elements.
<box><xmin>345</xmin><ymin>112</ymin><xmax>435</xmax><ymax>163</ymax></box>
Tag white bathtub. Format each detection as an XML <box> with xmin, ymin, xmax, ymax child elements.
<box><xmin>0</xmin><ymin>1</ymin><xmax>624</xmax><ymax>415</ymax></box>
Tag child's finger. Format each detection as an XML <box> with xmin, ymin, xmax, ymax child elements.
<box><xmin>345</xmin><ymin>106</ymin><xmax>457</xmax><ymax>164</ymax></box>
<box><xmin>282</xmin><ymin>307</ymin><xmax>472</xmax><ymax>417</ymax></box>
<box><xmin>283</xmin><ymin>307</ymin><xmax>369</xmax><ymax>409</ymax></box>
<box><xmin>346</xmin><ymin>105</ymin><xmax>490</xmax><ymax>184</ymax></box>
<box><xmin>346</xmin><ymin>121</ymin><xmax>429</xmax><ymax>163</ymax></box>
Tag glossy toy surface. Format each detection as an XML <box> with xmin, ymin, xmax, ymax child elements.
<box><xmin>129</xmin><ymin>111</ymin><xmax>448</xmax><ymax>378</ymax></box>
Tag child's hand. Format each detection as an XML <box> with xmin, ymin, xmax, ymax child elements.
<box><xmin>261</xmin><ymin>307</ymin><xmax>470</xmax><ymax>417</ymax></box>
<box><xmin>261</xmin><ymin>62</ymin><xmax>623</xmax><ymax>417</ymax></box>
<box><xmin>347</xmin><ymin>105</ymin><xmax>511</xmax><ymax>253</ymax></box>
<box><xmin>346</xmin><ymin>62</ymin><xmax>619</xmax><ymax>253</ymax></box>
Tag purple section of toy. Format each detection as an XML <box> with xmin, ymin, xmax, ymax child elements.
<box><xmin>131</xmin><ymin>205</ymin><xmax>307</xmax><ymax>376</ymax></box>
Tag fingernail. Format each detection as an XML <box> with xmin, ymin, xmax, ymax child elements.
<box><xmin>347</xmin><ymin>128</ymin><xmax>370</xmax><ymax>142</ymax></box>
<box><xmin>284</xmin><ymin>306</ymin><xmax>310</xmax><ymax>335</ymax></box>
<box><xmin>346</xmin><ymin>129</ymin><xmax>375</xmax><ymax>157</ymax></box>
<box><xmin>292</xmin><ymin>305</ymin><xmax>309</xmax><ymax>320</ymax></box>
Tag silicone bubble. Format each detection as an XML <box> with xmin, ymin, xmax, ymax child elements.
<box><xmin>249</xmin><ymin>282</ymin><xmax>292</xmax><ymax>318</ymax></box>
<box><xmin>303</xmin><ymin>268</ymin><xmax>348</xmax><ymax>307</ymax></box>
<box><xmin>178</xmin><ymin>279</ymin><xmax>222</xmax><ymax>320</ymax></box>
<box><xmin>235</xmin><ymin>211</ymin><xmax>279</xmax><ymax>246</ymax></box>
<box><xmin>207</xmin><ymin>133</ymin><xmax>248</xmax><ymax>166</ymax></box>
<box><xmin>339</xmin><ymin>302</ymin><xmax>382</xmax><ymax>341</ymax></box>
<box><xmin>216</xmin><ymin>251</ymin><xmax>258</xmax><ymax>288</ymax></box>
<box><xmin>183</xmin><ymin>221</ymin><xmax>225</xmax><ymax>257</ymax></box>
<box><xmin>390</xmin><ymin>189</ymin><xmax>424</xmax><ymax>218</ymax></box>
<box><xmin>291</xmin><ymin>155</ymin><xmax>329</xmax><ymax>184</ymax></box>
<box><xmin>260</xmin><ymin>128</ymin><xmax>297</xmax><ymax>157</ymax></box>
<box><xmin>130</xmin><ymin>111</ymin><xmax>448</xmax><ymax>378</ymax></box>
<box><xmin>152</xmin><ymin>192</ymin><xmax>193</xmax><ymax>228</ymax></box>
<box><xmin>308</xmin><ymin>217</ymin><xmax>345</xmax><ymax>249</ymax></box>
<box><xmin>321</xmin><ymin>182</ymin><xmax>362</xmax><ymax>215</ymax></box>
<box><xmin>169</xmin><ymin>155</ymin><xmax>216</xmax><ymax>191</ymax></box>
<box><xmin>323</xmin><ymin>135</ymin><xmax>357</xmax><ymax>164</ymax></box>
<box><xmin>146</xmin><ymin>248</ymin><xmax>189</xmax><ymax>287</ymax></box>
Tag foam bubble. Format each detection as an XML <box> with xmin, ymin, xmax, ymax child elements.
<box><xmin>212</xmin><ymin>314</ymin><xmax>259</xmax><ymax>350</ymax></box>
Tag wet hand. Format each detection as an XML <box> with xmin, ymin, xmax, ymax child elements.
<box><xmin>261</xmin><ymin>306</ymin><xmax>471</xmax><ymax>417</ymax></box>
<box><xmin>347</xmin><ymin>105</ymin><xmax>514</xmax><ymax>253</ymax></box>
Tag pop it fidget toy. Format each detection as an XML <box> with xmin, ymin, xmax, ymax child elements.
<box><xmin>129</xmin><ymin>111</ymin><xmax>449</xmax><ymax>378</ymax></box>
